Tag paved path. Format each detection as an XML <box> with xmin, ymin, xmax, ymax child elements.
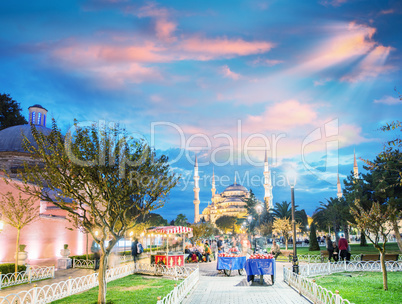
<box><xmin>182</xmin><ymin>261</ymin><xmax>311</xmax><ymax>304</ymax></box>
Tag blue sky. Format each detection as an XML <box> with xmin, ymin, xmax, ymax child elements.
<box><xmin>1</xmin><ymin>0</ymin><xmax>401</xmax><ymax>222</ymax></box>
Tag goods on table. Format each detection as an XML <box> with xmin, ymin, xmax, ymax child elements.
<box><xmin>218</xmin><ymin>253</ymin><xmax>244</xmax><ymax>257</ymax></box>
<box><xmin>229</xmin><ymin>247</ymin><xmax>239</xmax><ymax>253</ymax></box>
<box><xmin>248</xmin><ymin>253</ymin><xmax>274</xmax><ymax>259</ymax></box>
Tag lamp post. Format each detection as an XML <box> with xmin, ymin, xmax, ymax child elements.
<box><xmin>287</xmin><ymin>169</ymin><xmax>299</xmax><ymax>274</ymax></box>
<box><xmin>256</xmin><ymin>204</ymin><xmax>263</xmax><ymax>227</ymax></box>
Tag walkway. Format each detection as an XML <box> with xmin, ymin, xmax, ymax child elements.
<box><xmin>182</xmin><ymin>261</ymin><xmax>311</xmax><ymax>304</ymax></box>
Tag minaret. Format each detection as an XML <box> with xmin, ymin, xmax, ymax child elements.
<box><xmin>193</xmin><ymin>155</ymin><xmax>200</xmax><ymax>223</ymax></box>
<box><xmin>337</xmin><ymin>172</ymin><xmax>342</xmax><ymax>199</ymax></box>
<box><xmin>353</xmin><ymin>149</ymin><xmax>359</xmax><ymax>179</ymax></box>
<box><xmin>263</xmin><ymin>150</ymin><xmax>273</xmax><ymax>211</ymax></box>
<box><xmin>211</xmin><ymin>168</ymin><xmax>216</xmax><ymax>197</ymax></box>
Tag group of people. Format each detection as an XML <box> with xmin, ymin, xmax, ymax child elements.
<box><xmin>326</xmin><ymin>234</ymin><xmax>351</xmax><ymax>262</ymax></box>
<box><xmin>185</xmin><ymin>240</ymin><xmax>215</xmax><ymax>263</ymax></box>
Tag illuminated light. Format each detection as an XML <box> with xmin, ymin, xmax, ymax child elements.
<box><xmin>129</xmin><ymin>231</ymin><xmax>133</xmax><ymax>236</ymax></box>
<box><xmin>0</xmin><ymin>220</ymin><xmax>4</xmax><ymax>232</ymax></box>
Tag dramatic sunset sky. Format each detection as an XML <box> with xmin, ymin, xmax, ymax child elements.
<box><xmin>1</xmin><ymin>0</ymin><xmax>401</xmax><ymax>221</ymax></box>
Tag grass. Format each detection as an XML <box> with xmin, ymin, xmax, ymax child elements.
<box><xmin>51</xmin><ymin>274</ymin><xmax>181</xmax><ymax>304</ymax></box>
<box><xmin>314</xmin><ymin>271</ymin><xmax>402</xmax><ymax>304</ymax></box>
<box><xmin>292</xmin><ymin>243</ymin><xmax>401</xmax><ymax>255</ymax></box>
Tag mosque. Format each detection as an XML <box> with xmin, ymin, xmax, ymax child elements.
<box><xmin>0</xmin><ymin>105</ymin><xmax>89</xmax><ymax>264</ymax></box>
<box><xmin>193</xmin><ymin>152</ymin><xmax>274</xmax><ymax>224</ymax></box>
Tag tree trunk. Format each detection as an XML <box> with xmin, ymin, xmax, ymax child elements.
<box><xmin>285</xmin><ymin>238</ymin><xmax>288</xmax><ymax>250</ymax></box>
<box><xmin>379</xmin><ymin>251</ymin><xmax>388</xmax><ymax>291</ymax></box>
<box><xmin>15</xmin><ymin>228</ymin><xmax>20</xmax><ymax>275</ymax></box>
<box><xmin>391</xmin><ymin>218</ymin><xmax>402</xmax><ymax>252</ymax></box>
<box><xmin>86</xmin><ymin>233</ymin><xmax>89</xmax><ymax>261</ymax></box>
<box><xmin>343</xmin><ymin>224</ymin><xmax>349</xmax><ymax>243</ymax></box>
<box><xmin>360</xmin><ymin>230</ymin><xmax>367</xmax><ymax>247</ymax></box>
<box><xmin>97</xmin><ymin>251</ymin><xmax>109</xmax><ymax>304</ymax></box>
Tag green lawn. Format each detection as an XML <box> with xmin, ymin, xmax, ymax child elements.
<box><xmin>314</xmin><ymin>272</ymin><xmax>402</xmax><ymax>304</ymax></box>
<box><xmin>52</xmin><ymin>274</ymin><xmax>180</xmax><ymax>304</ymax></box>
<box><xmin>293</xmin><ymin>243</ymin><xmax>401</xmax><ymax>255</ymax></box>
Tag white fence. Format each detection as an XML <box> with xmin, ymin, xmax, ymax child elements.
<box><xmin>72</xmin><ymin>255</ymin><xmax>131</xmax><ymax>269</ymax></box>
<box><xmin>284</xmin><ymin>260</ymin><xmax>402</xmax><ymax>304</ymax></box>
<box><xmin>0</xmin><ymin>263</ymin><xmax>197</xmax><ymax>304</ymax></box>
<box><xmin>157</xmin><ymin>266</ymin><xmax>199</xmax><ymax>304</ymax></box>
<box><xmin>297</xmin><ymin>254</ymin><xmax>361</xmax><ymax>263</ymax></box>
<box><xmin>0</xmin><ymin>266</ymin><xmax>55</xmax><ymax>290</ymax></box>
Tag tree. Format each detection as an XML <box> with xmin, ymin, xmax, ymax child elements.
<box><xmin>313</xmin><ymin>197</ymin><xmax>352</xmax><ymax>243</ymax></box>
<box><xmin>272</xmin><ymin>217</ymin><xmax>293</xmax><ymax>250</ymax></box>
<box><xmin>0</xmin><ymin>93</ymin><xmax>28</xmax><ymax>130</ymax></box>
<box><xmin>309</xmin><ymin>223</ymin><xmax>320</xmax><ymax>251</ymax></box>
<box><xmin>215</xmin><ymin>216</ymin><xmax>237</xmax><ymax>234</ymax></box>
<box><xmin>189</xmin><ymin>222</ymin><xmax>216</xmax><ymax>244</ymax></box>
<box><xmin>351</xmin><ymin>202</ymin><xmax>400</xmax><ymax>291</ymax></box>
<box><xmin>272</xmin><ymin>201</ymin><xmax>292</xmax><ymax>219</ymax></box>
<box><xmin>16</xmin><ymin>120</ymin><xmax>178</xmax><ymax>304</ymax></box>
<box><xmin>0</xmin><ymin>192</ymin><xmax>39</xmax><ymax>274</ymax></box>
<box><xmin>174</xmin><ymin>214</ymin><xmax>188</xmax><ymax>226</ymax></box>
<box><xmin>143</xmin><ymin>213</ymin><xmax>168</xmax><ymax>227</ymax></box>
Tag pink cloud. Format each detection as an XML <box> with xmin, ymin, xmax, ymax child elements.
<box><xmin>320</xmin><ymin>0</ymin><xmax>348</xmax><ymax>7</ymax></box>
<box><xmin>251</xmin><ymin>58</ymin><xmax>283</xmax><ymax>66</ymax></box>
<box><xmin>220</xmin><ymin>65</ymin><xmax>241</xmax><ymax>80</ymax></box>
<box><xmin>379</xmin><ymin>9</ymin><xmax>395</xmax><ymax>15</ymax></box>
<box><xmin>155</xmin><ymin>19</ymin><xmax>177</xmax><ymax>42</ymax></box>
<box><xmin>135</xmin><ymin>2</ymin><xmax>170</xmax><ymax>18</ymax></box>
<box><xmin>179</xmin><ymin>37</ymin><xmax>274</xmax><ymax>60</ymax></box>
<box><xmin>340</xmin><ymin>45</ymin><xmax>394</xmax><ymax>82</ymax></box>
<box><xmin>244</xmin><ymin>100</ymin><xmax>318</xmax><ymax>132</ymax></box>
<box><xmin>374</xmin><ymin>95</ymin><xmax>401</xmax><ymax>105</ymax></box>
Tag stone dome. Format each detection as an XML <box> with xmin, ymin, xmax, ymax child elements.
<box><xmin>222</xmin><ymin>183</ymin><xmax>249</xmax><ymax>193</ymax></box>
<box><xmin>0</xmin><ymin>124</ymin><xmax>52</xmax><ymax>153</ymax></box>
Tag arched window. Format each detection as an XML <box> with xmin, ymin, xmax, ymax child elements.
<box><xmin>43</xmin><ymin>115</ymin><xmax>46</xmax><ymax>127</ymax></box>
<box><xmin>31</xmin><ymin>112</ymin><xmax>35</xmax><ymax>124</ymax></box>
<box><xmin>38</xmin><ymin>112</ymin><xmax>42</xmax><ymax>125</ymax></box>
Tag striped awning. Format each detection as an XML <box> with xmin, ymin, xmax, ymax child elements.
<box><xmin>147</xmin><ymin>226</ymin><xmax>193</xmax><ymax>234</ymax></box>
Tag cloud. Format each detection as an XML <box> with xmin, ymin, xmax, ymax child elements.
<box><xmin>313</xmin><ymin>78</ymin><xmax>331</xmax><ymax>86</ymax></box>
<box><xmin>251</xmin><ymin>58</ymin><xmax>283</xmax><ymax>67</ymax></box>
<box><xmin>244</xmin><ymin>100</ymin><xmax>318</xmax><ymax>132</ymax></box>
<box><xmin>220</xmin><ymin>65</ymin><xmax>241</xmax><ymax>80</ymax></box>
<box><xmin>340</xmin><ymin>45</ymin><xmax>394</xmax><ymax>82</ymax></box>
<box><xmin>320</xmin><ymin>0</ymin><xmax>348</xmax><ymax>7</ymax></box>
<box><xmin>374</xmin><ymin>95</ymin><xmax>402</xmax><ymax>105</ymax></box>
<box><xmin>379</xmin><ymin>9</ymin><xmax>395</xmax><ymax>15</ymax></box>
<box><xmin>179</xmin><ymin>37</ymin><xmax>274</xmax><ymax>60</ymax></box>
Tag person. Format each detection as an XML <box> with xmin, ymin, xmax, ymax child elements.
<box><xmin>217</xmin><ymin>237</ymin><xmax>224</xmax><ymax>253</ymax></box>
<box><xmin>338</xmin><ymin>234</ymin><xmax>349</xmax><ymax>261</ymax></box>
<box><xmin>91</xmin><ymin>240</ymin><xmax>100</xmax><ymax>271</ymax></box>
<box><xmin>326</xmin><ymin>236</ymin><xmax>334</xmax><ymax>262</ymax></box>
<box><xmin>204</xmin><ymin>241</ymin><xmax>211</xmax><ymax>262</ymax></box>
<box><xmin>269</xmin><ymin>240</ymin><xmax>281</xmax><ymax>259</ymax></box>
<box><xmin>131</xmin><ymin>238</ymin><xmax>139</xmax><ymax>263</ymax></box>
<box><xmin>211</xmin><ymin>240</ymin><xmax>217</xmax><ymax>260</ymax></box>
<box><xmin>333</xmin><ymin>242</ymin><xmax>339</xmax><ymax>262</ymax></box>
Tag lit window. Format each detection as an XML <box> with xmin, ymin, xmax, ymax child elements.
<box><xmin>38</xmin><ymin>112</ymin><xmax>42</xmax><ymax>125</ymax></box>
<box><xmin>43</xmin><ymin>115</ymin><xmax>46</xmax><ymax>126</ymax></box>
<box><xmin>31</xmin><ymin>112</ymin><xmax>35</xmax><ymax>124</ymax></box>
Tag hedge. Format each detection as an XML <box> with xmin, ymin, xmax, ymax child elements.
<box><xmin>0</xmin><ymin>263</ymin><xmax>27</xmax><ymax>275</ymax></box>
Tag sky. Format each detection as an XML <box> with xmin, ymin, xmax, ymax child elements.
<box><xmin>1</xmin><ymin>0</ymin><xmax>401</xmax><ymax>222</ymax></box>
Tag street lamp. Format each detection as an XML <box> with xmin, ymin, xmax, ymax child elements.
<box><xmin>287</xmin><ymin>169</ymin><xmax>299</xmax><ymax>274</ymax></box>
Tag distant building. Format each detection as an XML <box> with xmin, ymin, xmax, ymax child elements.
<box><xmin>0</xmin><ymin>105</ymin><xmax>89</xmax><ymax>264</ymax></box>
<box><xmin>194</xmin><ymin>151</ymin><xmax>273</xmax><ymax>224</ymax></box>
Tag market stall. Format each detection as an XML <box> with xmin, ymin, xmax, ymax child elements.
<box><xmin>147</xmin><ymin>226</ymin><xmax>193</xmax><ymax>268</ymax></box>
<box><xmin>245</xmin><ymin>254</ymin><xmax>276</xmax><ymax>285</ymax></box>
<box><xmin>217</xmin><ymin>247</ymin><xmax>246</xmax><ymax>276</ymax></box>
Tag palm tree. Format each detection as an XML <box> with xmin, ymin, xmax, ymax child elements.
<box><xmin>272</xmin><ymin>201</ymin><xmax>293</xmax><ymax>219</ymax></box>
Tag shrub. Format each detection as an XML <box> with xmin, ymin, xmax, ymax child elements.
<box><xmin>0</xmin><ymin>263</ymin><xmax>27</xmax><ymax>274</ymax></box>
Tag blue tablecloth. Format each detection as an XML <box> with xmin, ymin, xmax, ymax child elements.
<box><xmin>217</xmin><ymin>256</ymin><xmax>246</xmax><ymax>270</ymax></box>
<box><xmin>245</xmin><ymin>258</ymin><xmax>276</xmax><ymax>282</ymax></box>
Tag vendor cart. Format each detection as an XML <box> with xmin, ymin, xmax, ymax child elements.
<box><xmin>245</xmin><ymin>258</ymin><xmax>276</xmax><ymax>285</ymax></box>
<box><xmin>217</xmin><ymin>255</ymin><xmax>246</xmax><ymax>276</ymax></box>
<box><xmin>147</xmin><ymin>226</ymin><xmax>193</xmax><ymax>268</ymax></box>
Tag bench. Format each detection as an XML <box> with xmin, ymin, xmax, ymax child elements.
<box><xmin>361</xmin><ymin>254</ymin><xmax>399</xmax><ymax>261</ymax></box>
<box><xmin>320</xmin><ymin>250</ymin><xmax>339</xmax><ymax>262</ymax></box>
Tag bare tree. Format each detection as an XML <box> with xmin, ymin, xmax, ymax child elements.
<box><xmin>0</xmin><ymin>192</ymin><xmax>39</xmax><ymax>275</ymax></box>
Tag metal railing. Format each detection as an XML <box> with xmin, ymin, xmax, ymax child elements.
<box><xmin>0</xmin><ymin>265</ymin><xmax>55</xmax><ymax>290</ymax></box>
<box><xmin>72</xmin><ymin>258</ymin><xmax>95</xmax><ymax>269</ymax></box>
<box><xmin>283</xmin><ymin>267</ymin><xmax>352</xmax><ymax>304</ymax></box>
<box><xmin>0</xmin><ymin>262</ymin><xmax>196</xmax><ymax>304</ymax></box>
<box><xmin>284</xmin><ymin>260</ymin><xmax>402</xmax><ymax>304</ymax></box>
<box><xmin>157</xmin><ymin>266</ymin><xmax>199</xmax><ymax>304</ymax></box>
<box><xmin>297</xmin><ymin>254</ymin><xmax>361</xmax><ymax>263</ymax></box>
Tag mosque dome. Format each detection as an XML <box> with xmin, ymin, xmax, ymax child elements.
<box><xmin>0</xmin><ymin>125</ymin><xmax>51</xmax><ymax>153</ymax></box>
<box><xmin>222</xmin><ymin>183</ymin><xmax>249</xmax><ymax>193</ymax></box>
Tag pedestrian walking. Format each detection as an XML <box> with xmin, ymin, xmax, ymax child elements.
<box><xmin>326</xmin><ymin>235</ymin><xmax>334</xmax><ymax>262</ymax></box>
<box><xmin>338</xmin><ymin>234</ymin><xmax>349</xmax><ymax>261</ymax></box>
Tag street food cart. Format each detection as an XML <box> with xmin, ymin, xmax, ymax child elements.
<box><xmin>147</xmin><ymin>226</ymin><xmax>193</xmax><ymax>268</ymax></box>
<box><xmin>245</xmin><ymin>254</ymin><xmax>276</xmax><ymax>285</ymax></box>
<box><xmin>217</xmin><ymin>247</ymin><xmax>246</xmax><ymax>276</ymax></box>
